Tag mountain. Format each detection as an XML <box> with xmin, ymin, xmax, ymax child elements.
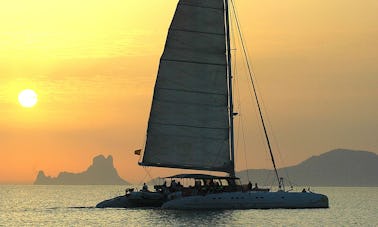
<box><xmin>237</xmin><ymin>149</ymin><xmax>378</xmax><ymax>186</ymax></box>
<box><xmin>34</xmin><ymin>155</ymin><xmax>129</xmax><ymax>185</ymax></box>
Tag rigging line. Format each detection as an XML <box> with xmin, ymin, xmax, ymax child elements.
<box><xmin>139</xmin><ymin>167</ymin><xmax>158</xmax><ymax>187</ymax></box>
<box><xmin>259</xmin><ymin>103</ymin><xmax>293</xmax><ymax>187</ymax></box>
<box><xmin>230</xmin><ymin>0</ymin><xmax>281</xmax><ymax>189</ymax></box>
<box><xmin>240</xmin><ymin>110</ymin><xmax>251</xmax><ymax>181</ymax></box>
<box><xmin>144</xmin><ymin>167</ymin><xmax>156</xmax><ymax>185</ymax></box>
<box><xmin>138</xmin><ymin>167</ymin><xmax>149</xmax><ymax>186</ymax></box>
<box><xmin>251</xmin><ymin>74</ymin><xmax>293</xmax><ymax>185</ymax></box>
<box><xmin>225</xmin><ymin>1</ymin><xmax>270</xmax><ymax>175</ymax></box>
<box><xmin>235</xmin><ymin>31</ymin><xmax>270</xmax><ymax>170</ymax></box>
<box><xmin>234</xmin><ymin>53</ymin><xmax>249</xmax><ymax>180</ymax></box>
<box><xmin>236</xmin><ymin>31</ymin><xmax>270</xmax><ymax>173</ymax></box>
<box><xmin>234</xmin><ymin>25</ymin><xmax>250</xmax><ymax>182</ymax></box>
<box><xmin>252</xmin><ymin>94</ymin><xmax>293</xmax><ymax>186</ymax></box>
<box><xmin>270</xmin><ymin>125</ymin><xmax>294</xmax><ymax>187</ymax></box>
<box><xmin>238</xmin><ymin>51</ymin><xmax>272</xmax><ymax>182</ymax></box>
<box><xmin>230</xmin><ymin>17</ymin><xmax>250</xmax><ymax>182</ymax></box>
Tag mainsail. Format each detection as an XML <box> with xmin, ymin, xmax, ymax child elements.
<box><xmin>140</xmin><ymin>0</ymin><xmax>232</xmax><ymax>173</ymax></box>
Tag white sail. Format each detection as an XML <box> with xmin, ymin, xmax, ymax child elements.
<box><xmin>140</xmin><ymin>0</ymin><xmax>232</xmax><ymax>172</ymax></box>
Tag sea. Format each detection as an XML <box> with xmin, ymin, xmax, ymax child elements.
<box><xmin>0</xmin><ymin>186</ymin><xmax>377</xmax><ymax>226</ymax></box>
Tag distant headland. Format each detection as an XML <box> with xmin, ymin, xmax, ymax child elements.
<box><xmin>34</xmin><ymin>149</ymin><xmax>377</xmax><ymax>186</ymax></box>
<box><xmin>237</xmin><ymin>148</ymin><xmax>378</xmax><ymax>187</ymax></box>
<box><xmin>34</xmin><ymin>155</ymin><xmax>129</xmax><ymax>185</ymax></box>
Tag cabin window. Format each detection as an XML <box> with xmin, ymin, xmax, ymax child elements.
<box><xmin>220</xmin><ymin>179</ymin><xmax>228</xmax><ymax>186</ymax></box>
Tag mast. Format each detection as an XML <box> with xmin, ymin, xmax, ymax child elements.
<box><xmin>224</xmin><ymin>0</ymin><xmax>235</xmax><ymax>177</ymax></box>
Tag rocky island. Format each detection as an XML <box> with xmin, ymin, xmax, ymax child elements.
<box><xmin>34</xmin><ymin>155</ymin><xmax>129</xmax><ymax>185</ymax></box>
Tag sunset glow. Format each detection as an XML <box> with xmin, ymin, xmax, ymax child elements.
<box><xmin>0</xmin><ymin>0</ymin><xmax>377</xmax><ymax>184</ymax></box>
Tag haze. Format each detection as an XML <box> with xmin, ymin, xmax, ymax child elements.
<box><xmin>0</xmin><ymin>0</ymin><xmax>377</xmax><ymax>183</ymax></box>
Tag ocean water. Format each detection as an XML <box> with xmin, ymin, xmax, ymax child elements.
<box><xmin>0</xmin><ymin>186</ymin><xmax>377</xmax><ymax>226</ymax></box>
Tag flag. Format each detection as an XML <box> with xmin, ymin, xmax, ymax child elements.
<box><xmin>134</xmin><ymin>149</ymin><xmax>142</xmax><ymax>155</ymax></box>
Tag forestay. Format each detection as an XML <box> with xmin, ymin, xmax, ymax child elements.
<box><xmin>140</xmin><ymin>0</ymin><xmax>232</xmax><ymax>173</ymax></box>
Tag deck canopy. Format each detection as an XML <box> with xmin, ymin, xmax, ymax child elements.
<box><xmin>164</xmin><ymin>174</ymin><xmax>239</xmax><ymax>180</ymax></box>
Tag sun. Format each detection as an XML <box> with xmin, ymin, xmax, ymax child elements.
<box><xmin>18</xmin><ymin>89</ymin><xmax>38</xmax><ymax>108</ymax></box>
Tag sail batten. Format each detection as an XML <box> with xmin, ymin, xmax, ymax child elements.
<box><xmin>161</xmin><ymin>59</ymin><xmax>226</xmax><ymax>66</ymax></box>
<box><xmin>170</xmin><ymin>28</ymin><xmax>225</xmax><ymax>36</ymax></box>
<box><xmin>179</xmin><ymin>0</ymin><xmax>225</xmax><ymax>10</ymax></box>
<box><xmin>153</xmin><ymin>100</ymin><xmax>226</xmax><ymax>108</ymax></box>
<box><xmin>157</xmin><ymin>87</ymin><xmax>226</xmax><ymax>96</ymax></box>
<box><xmin>149</xmin><ymin>122</ymin><xmax>228</xmax><ymax>131</ymax></box>
<box><xmin>179</xmin><ymin>3</ymin><xmax>224</xmax><ymax>10</ymax></box>
<box><xmin>139</xmin><ymin>162</ymin><xmax>231</xmax><ymax>173</ymax></box>
<box><xmin>141</xmin><ymin>0</ymin><xmax>231</xmax><ymax>173</ymax></box>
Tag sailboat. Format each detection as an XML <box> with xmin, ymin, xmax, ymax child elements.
<box><xmin>139</xmin><ymin>0</ymin><xmax>328</xmax><ymax>209</ymax></box>
<box><xmin>97</xmin><ymin>0</ymin><xmax>329</xmax><ymax>209</ymax></box>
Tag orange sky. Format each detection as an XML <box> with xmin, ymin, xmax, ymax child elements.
<box><xmin>0</xmin><ymin>0</ymin><xmax>377</xmax><ymax>184</ymax></box>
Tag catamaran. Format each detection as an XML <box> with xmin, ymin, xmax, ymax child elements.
<box><xmin>97</xmin><ymin>0</ymin><xmax>329</xmax><ymax>209</ymax></box>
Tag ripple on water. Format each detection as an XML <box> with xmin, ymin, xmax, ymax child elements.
<box><xmin>0</xmin><ymin>186</ymin><xmax>377</xmax><ymax>226</ymax></box>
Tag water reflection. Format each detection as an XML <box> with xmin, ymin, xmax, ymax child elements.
<box><xmin>1</xmin><ymin>186</ymin><xmax>376</xmax><ymax>226</ymax></box>
<box><xmin>119</xmin><ymin>209</ymin><xmax>235</xmax><ymax>226</ymax></box>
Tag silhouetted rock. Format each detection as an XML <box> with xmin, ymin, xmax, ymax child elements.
<box><xmin>35</xmin><ymin>171</ymin><xmax>53</xmax><ymax>184</ymax></box>
<box><xmin>34</xmin><ymin>155</ymin><xmax>129</xmax><ymax>185</ymax></box>
<box><xmin>237</xmin><ymin>148</ymin><xmax>378</xmax><ymax>186</ymax></box>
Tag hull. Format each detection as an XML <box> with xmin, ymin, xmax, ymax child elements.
<box><xmin>96</xmin><ymin>191</ymin><xmax>166</xmax><ymax>208</ymax></box>
<box><xmin>161</xmin><ymin>191</ymin><xmax>329</xmax><ymax>209</ymax></box>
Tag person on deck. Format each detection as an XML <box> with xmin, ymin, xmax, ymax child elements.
<box><xmin>248</xmin><ymin>181</ymin><xmax>252</xmax><ymax>190</ymax></box>
<box><xmin>142</xmin><ymin>183</ymin><xmax>148</xmax><ymax>192</ymax></box>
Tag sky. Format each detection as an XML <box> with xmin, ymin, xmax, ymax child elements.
<box><xmin>0</xmin><ymin>0</ymin><xmax>377</xmax><ymax>184</ymax></box>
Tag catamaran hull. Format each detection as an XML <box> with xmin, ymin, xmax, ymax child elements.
<box><xmin>96</xmin><ymin>191</ymin><xmax>166</xmax><ymax>208</ymax></box>
<box><xmin>161</xmin><ymin>191</ymin><xmax>329</xmax><ymax>209</ymax></box>
<box><xmin>96</xmin><ymin>195</ymin><xmax>131</xmax><ymax>208</ymax></box>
